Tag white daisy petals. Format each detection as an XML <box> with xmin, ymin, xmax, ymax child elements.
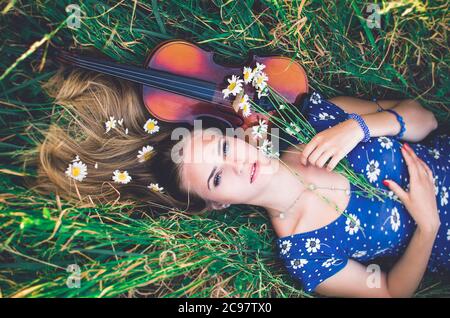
<box><xmin>65</xmin><ymin>159</ymin><xmax>88</xmax><ymax>182</ymax></box>
<box><xmin>105</xmin><ymin>116</ymin><xmax>117</xmax><ymax>133</ymax></box>
<box><xmin>148</xmin><ymin>182</ymin><xmax>164</xmax><ymax>193</ymax></box>
<box><xmin>222</xmin><ymin>75</ymin><xmax>244</xmax><ymax>99</ymax></box>
<box><xmin>143</xmin><ymin>118</ymin><xmax>160</xmax><ymax>134</ymax></box>
<box><xmin>137</xmin><ymin>145</ymin><xmax>155</xmax><ymax>163</ymax></box>
<box><xmin>112</xmin><ymin>170</ymin><xmax>132</xmax><ymax>184</ymax></box>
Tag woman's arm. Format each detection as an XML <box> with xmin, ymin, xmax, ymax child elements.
<box><xmin>316</xmin><ymin>143</ymin><xmax>440</xmax><ymax>298</ymax></box>
<box><xmin>316</xmin><ymin>226</ymin><xmax>437</xmax><ymax>298</ymax></box>
<box><xmin>330</xmin><ymin>97</ymin><xmax>438</xmax><ymax>142</ymax></box>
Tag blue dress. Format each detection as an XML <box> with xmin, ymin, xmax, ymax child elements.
<box><xmin>276</xmin><ymin>91</ymin><xmax>450</xmax><ymax>293</ymax></box>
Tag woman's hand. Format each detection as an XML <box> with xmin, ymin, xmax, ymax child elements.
<box><xmin>383</xmin><ymin>143</ymin><xmax>440</xmax><ymax>234</ymax></box>
<box><xmin>300</xmin><ymin>119</ymin><xmax>364</xmax><ymax>171</ymax></box>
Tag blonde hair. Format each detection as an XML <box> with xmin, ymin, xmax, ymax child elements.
<box><xmin>25</xmin><ymin>67</ymin><xmax>213</xmax><ymax>215</ymax></box>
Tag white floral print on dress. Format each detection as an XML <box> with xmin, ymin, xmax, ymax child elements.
<box><xmin>366</xmin><ymin>159</ymin><xmax>380</xmax><ymax>183</ymax></box>
<box><xmin>345</xmin><ymin>214</ymin><xmax>360</xmax><ymax>235</ymax></box>
<box><xmin>318</xmin><ymin>112</ymin><xmax>336</xmax><ymax>121</ymax></box>
<box><xmin>390</xmin><ymin>207</ymin><xmax>401</xmax><ymax>232</ymax></box>
<box><xmin>291</xmin><ymin>258</ymin><xmax>308</xmax><ymax>270</ymax></box>
<box><xmin>280</xmin><ymin>240</ymin><xmax>292</xmax><ymax>255</ymax></box>
<box><xmin>305</xmin><ymin>238</ymin><xmax>321</xmax><ymax>253</ymax></box>
<box><xmin>310</xmin><ymin>92</ymin><xmax>322</xmax><ymax>104</ymax></box>
<box><xmin>378</xmin><ymin>136</ymin><xmax>393</xmax><ymax>149</ymax></box>
<box><xmin>441</xmin><ymin>186</ymin><xmax>448</xmax><ymax>206</ymax></box>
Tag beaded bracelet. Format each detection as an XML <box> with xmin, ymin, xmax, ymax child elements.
<box><xmin>347</xmin><ymin>113</ymin><xmax>370</xmax><ymax>142</ymax></box>
<box><xmin>384</xmin><ymin>109</ymin><xmax>406</xmax><ymax>139</ymax></box>
<box><xmin>372</xmin><ymin>97</ymin><xmax>406</xmax><ymax>139</ymax></box>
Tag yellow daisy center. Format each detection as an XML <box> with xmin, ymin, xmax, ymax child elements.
<box><xmin>244</xmin><ymin>72</ymin><xmax>250</xmax><ymax>81</ymax></box>
<box><xmin>118</xmin><ymin>173</ymin><xmax>127</xmax><ymax>181</ymax></box>
<box><xmin>257</xmin><ymin>77</ymin><xmax>263</xmax><ymax>85</ymax></box>
<box><xmin>72</xmin><ymin>167</ymin><xmax>80</xmax><ymax>177</ymax></box>
<box><xmin>146</xmin><ymin>122</ymin><xmax>155</xmax><ymax>130</ymax></box>
<box><xmin>144</xmin><ymin>151</ymin><xmax>154</xmax><ymax>161</ymax></box>
<box><xmin>228</xmin><ymin>82</ymin><xmax>236</xmax><ymax>90</ymax></box>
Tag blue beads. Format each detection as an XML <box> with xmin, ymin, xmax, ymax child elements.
<box><xmin>347</xmin><ymin>113</ymin><xmax>370</xmax><ymax>142</ymax></box>
<box><xmin>385</xmin><ymin>109</ymin><xmax>406</xmax><ymax>139</ymax></box>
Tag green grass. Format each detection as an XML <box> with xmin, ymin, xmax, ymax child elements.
<box><xmin>0</xmin><ymin>0</ymin><xmax>449</xmax><ymax>297</ymax></box>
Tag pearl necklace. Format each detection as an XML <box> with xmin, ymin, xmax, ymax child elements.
<box><xmin>271</xmin><ymin>182</ymin><xmax>351</xmax><ymax>219</ymax></box>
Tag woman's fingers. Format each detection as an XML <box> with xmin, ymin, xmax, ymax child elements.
<box><xmin>403</xmin><ymin>143</ymin><xmax>432</xmax><ymax>181</ymax></box>
<box><xmin>384</xmin><ymin>179</ymin><xmax>408</xmax><ymax>203</ymax></box>
<box><xmin>417</xmin><ymin>158</ymin><xmax>433</xmax><ymax>179</ymax></box>
<box><xmin>326</xmin><ymin>153</ymin><xmax>342</xmax><ymax>171</ymax></box>
<box><xmin>316</xmin><ymin>149</ymin><xmax>335</xmax><ymax>168</ymax></box>
<box><xmin>301</xmin><ymin>139</ymin><xmax>318</xmax><ymax>165</ymax></box>
<box><xmin>401</xmin><ymin>144</ymin><xmax>419</xmax><ymax>180</ymax></box>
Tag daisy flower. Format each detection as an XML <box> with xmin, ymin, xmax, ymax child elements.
<box><xmin>143</xmin><ymin>118</ymin><xmax>160</xmax><ymax>134</ymax></box>
<box><xmin>112</xmin><ymin>170</ymin><xmax>132</xmax><ymax>184</ymax></box>
<box><xmin>378</xmin><ymin>136</ymin><xmax>393</xmax><ymax>149</ymax></box>
<box><xmin>305</xmin><ymin>238</ymin><xmax>321</xmax><ymax>253</ymax></box>
<box><xmin>366</xmin><ymin>159</ymin><xmax>380</xmax><ymax>183</ymax></box>
<box><xmin>253</xmin><ymin>62</ymin><xmax>266</xmax><ymax>73</ymax></box>
<box><xmin>258</xmin><ymin>139</ymin><xmax>279</xmax><ymax>158</ymax></box>
<box><xmin>237</xmin><ymin>94</ymin><xmax>250</xmax><ymax>110</ymax></box>
<box><xmin>148</xmin><ymin>183</ymin><xmax>164</xmax><ymax>193</ymax></box>
<box><xmin>242</xmin><ymin>66</ymin><xmax>255</xmax><ymax>84</ymax></box>
<box><xmin>241</xmin><ymin>102</ymin><xmax>252</xmax><ymax>118</ymax></box>
<box><xmin>137</xmin><ymin>145</ymin><xmax>155</xmax><ymax>163</ymax></box>
<box><xmin>291</xmin><ymin>258</ymin><xmax>308</xmax><ymax>270</ymax></box>
<box><xmin>65</xmin><ymin>160</ymin><xmax>88</xmax><ymax>182</ymax></box>
<box><xmin>280</xmin><ymin>240</ymin><xmax>292</xmax><ymax>255</ymax></box>
<box><xmin>105</xmin><ymin>116</ymin><xmax>117</xmax><ymax>133</ymax></box>
<box><xmin>256</xmin><ymin>86</ymin><xmax>268</xmax><ymax>99</ymax></box>
<box><xmin>309</xmin><ymin>92</ymin><xmax>322</xmax><ymax>104</ymax></box>
<box><xmin>222</xmin><ymin>75</ymin><xmax>243</xmax><ymax>99</ymax></box>
<box><xmin>251</xmin><ymin>118</ymin><xmax>268</xmax><ymax>140</ymax></box>
<box><xmin>390</xmin><ymin>207</ymin><xmax>401</xmax><ymax>232</ymax></box>
<box><xmin>252</xmin><ymin>71</ymin><xmax>268</xmax><ymax>90</ymax></box>
<box><xmin>285</xmin><ymin>123</ymin><xmax>302</xmax><ymax>139</ymax></box>
<box><xmin>345</xmin><ymin>214</ymin><xmax>360</xmax><ymax>235</ymax></box>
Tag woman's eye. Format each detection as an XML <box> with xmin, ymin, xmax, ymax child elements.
<box><xmin>213</xmin><ymin>172</ymin><xmax>222</xmax><ymax>187</ymax></box>
<box><xmin>222</xmin><ymin>140</ymin><xmax>229</xmax><ymax>156</ymax></box>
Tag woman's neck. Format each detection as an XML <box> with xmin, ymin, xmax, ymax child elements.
<box><xmin>253</xmin><ymin>161</ymin><xmax>309</xmax><ymax>215</ymax></box>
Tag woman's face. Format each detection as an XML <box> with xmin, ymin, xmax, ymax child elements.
<box><xmin>179</xmin><ymin>129</ymin><xmax>277</xmax><ymax>206</ymax></box>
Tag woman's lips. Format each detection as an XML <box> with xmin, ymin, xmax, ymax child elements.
<box><xmin>250</xmin><ymin>160</ymin><xmax>259</xmax><ymax>183</ymax></box>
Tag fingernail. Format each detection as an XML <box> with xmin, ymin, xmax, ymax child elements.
<box><xmin>382</xmin><ymin>180</ymin><xmax>389</xmax><ymax>187</ymax></box>
<box><xmin>404</xmin><ymin>143</ymin><xmax>411</xmax><ymax>150</ymax></box>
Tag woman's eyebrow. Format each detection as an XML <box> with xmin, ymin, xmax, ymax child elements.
<box><xmin>207</xmin><ymin>136</ymin><xmax>222</xmax><ymax>191</ymax></box>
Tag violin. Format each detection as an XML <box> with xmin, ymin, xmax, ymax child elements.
<box><xmin>52</xmin><ymin>39</ymin><xmax>309</xmax><ymax>133</ymax></box>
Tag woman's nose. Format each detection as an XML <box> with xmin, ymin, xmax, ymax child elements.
<box><xmin>234</xmin><ymin>159</ymin><xmax>244</xmax><ymax>175</ymax></box>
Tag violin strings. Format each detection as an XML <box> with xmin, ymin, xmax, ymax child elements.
<box><xmin>58</xmin><ymin>53</ymin><xmax>230</xmax><ymax>101</ymax></box>
<box><xmin>57</xmin><ymin>53</ymin><xmax>236</xmax><ymax>112</ymax></box>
